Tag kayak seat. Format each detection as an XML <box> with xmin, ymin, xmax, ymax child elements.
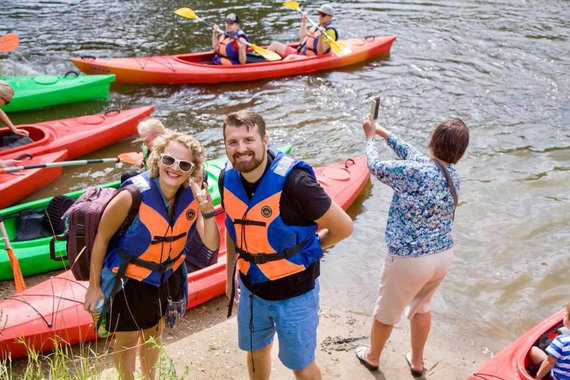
<box><xmin>246</xmin><ymin>52</ymin><xmax>267</xmax><ymax>64</ymax></box>
<box><xmin>0</xmin><ymin>132</ymin><xmax>34</xmax><ymax>151</ymax></box>
<box><xmin>14</xmin><ymin>209</ymin><xmax>52</xmax><ymax>241</ymax></box>
<box><xmin>42</xmin><ymin>195</ymin><xmax>75</xmax><ymax>235</ymax></box>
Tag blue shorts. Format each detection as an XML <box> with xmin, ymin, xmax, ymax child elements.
<box><xmin>237</xmin><ymin>278</ymin><xmax>320</xmax><ymax>370</ymax></box>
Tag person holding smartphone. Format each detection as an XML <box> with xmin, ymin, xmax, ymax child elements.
<box><xmin>355</xmin><ymin>102</ymin><xmax>470</xmax><ymax>377</ymax></box>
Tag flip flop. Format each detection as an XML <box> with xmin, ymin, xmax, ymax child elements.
<box><xmin>355</xmin><ymin>346</ymin><xmax>379</xmax><ymax>371</ymax></box>
<box><xmin>405</xmin><ymin>352</ymin><xmax>426</xmax><ymax>377</ymax></box>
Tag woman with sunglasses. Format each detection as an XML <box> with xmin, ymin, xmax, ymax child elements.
<box><xmin>84</xmin><ymin>131</ymin><xmax>220</xmax><ymax>380</ymax></box>
<box><xmin>212</xmin><ymin>13</ymin><xmax>249</xmax><ymax>65</ymax></box>
<box><xmin>267</xmin><ymin>4</ymin><xmax>338</xmax><ymax>60</ymax></box>
<box><xmin>0</xmin><ymin>80</ymin><xmax>29</xmax><ymax>145</ymax></box>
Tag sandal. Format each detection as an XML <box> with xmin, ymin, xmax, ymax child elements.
<box><xmin>405</xmin><ymin>352</ymin><xmax>426</xmax><ymax>377</ymax></box>
<box><xmin>355</xmin><ymin>346</ymin><xmax>379</xmax><ymax>371</ymax></box>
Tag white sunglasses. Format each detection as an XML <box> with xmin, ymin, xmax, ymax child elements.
<box><xmin>160</xmin><ymin>153</ymin><xmax>195</xmax><ymax>172</ymax></box>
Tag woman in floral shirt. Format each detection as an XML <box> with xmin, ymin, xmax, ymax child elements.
<box><xmin>355</xmin><ymin>115</ymin><xmax>469</xmax><ymax>376</ymax></box>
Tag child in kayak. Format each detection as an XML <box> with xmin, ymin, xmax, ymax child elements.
<box><xmin>0</xmin><ymin>80</ymin><xmax>30</xmax><ymax>147</ymax></box>
<box><xmin>530</xmin><ymin>303</ymin><xmax>570</xmax><ymax>380</ymax></box>
<box><xmin>212</xmin><ymin>13</ymin><xmax>249</xmax><ymax>65</ymax></box>
<box><xmin>267</xmin><ymin>4</ymin><xmax>338</xmax><ymax>61</ymax></box>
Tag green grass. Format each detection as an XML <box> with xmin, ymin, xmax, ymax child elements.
<box><xmin>0</xmin><ymin>336</ymin><xmax>188</xmax><ymax>380</ymax></box>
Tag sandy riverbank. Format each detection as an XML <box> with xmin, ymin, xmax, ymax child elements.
<box><xmin>93</xmin><ymin>296</ymin><xmax>490</xmax><ymax>380</ymax></box>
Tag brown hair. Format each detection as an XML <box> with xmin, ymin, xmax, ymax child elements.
<box><xmin>148</xmin><ymin>131</ymin><xmax>205</xmax><ymax>185</ymax></box>
<box><xmin>428</xmin><ymin>118</ymin><xmax>469</xmax><ymax>164</ymax></box>
<box><xmin>223</xmin><ymin>110</ymin><xmax>266</xmax><ymax>140</ymax></box>
<box><xmin>566</xmin><ymin>303</ymin><xmax>570</xmax><ymax>318</ymax></box>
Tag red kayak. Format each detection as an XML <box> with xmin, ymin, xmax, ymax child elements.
<box><xmin>0</xmin><ymin>106</ymin><xmax>154</xmax><ymax>160</ymax></box>
<box><xmin>468</xmin><ymin>309</ymin><xmax>565</xmax><ymax>380</ymax></box>
<box><xmin>0</xmin><ymin>150</ymin><xmax>67</xmax><ymax>209</ymax></box>
<box><xmin>71</xmin><ymin>36</ymin><xmax>396</xmax><ymax>84</ymax></box>
<box><xmin>0</xmin><ymin>155</ymin><xmax>369</xmax><ymax>359</ymax></box>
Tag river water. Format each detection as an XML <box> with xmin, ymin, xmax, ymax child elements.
<box><xmin>2</xmin><ymin>0</ymin><xmax>569</xmax><ymax>363</ymax></box>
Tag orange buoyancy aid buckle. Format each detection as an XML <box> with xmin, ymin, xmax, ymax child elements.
<box><xmin>151</xmin><ymin>232</ymin><xmax>187</xmax><ymax>244</ymax></box>
<box><xmin>236</xmin><ymin>239</ymin><xmax>310</xmax><ymax>264</ymax></box>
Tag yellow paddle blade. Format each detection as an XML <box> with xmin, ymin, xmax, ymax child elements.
<box><xmin>250</xmin><ymin>43</ymin><xmax>282</xmax><ymax>61</ymax></box>
<box><xmin>326</xmin><ymin>38</ymin><xmax>351</xmax><ymax>56</ymax></box>
<box><xmin>283</xmin><ymin>1</ymin><xmax>300</xmax><ymax>11</ymax></box>
<box><xmin>174</xmin><ymin>7</ymin><xmax>197</xmax><ymax>20</ymax></box>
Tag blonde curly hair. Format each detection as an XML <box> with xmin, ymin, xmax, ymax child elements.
<box><xmin>0</xmin><ymin>80</ymin><xmax>15</xmax><ymax>101</ymax></box>
<box><xmin>148</xmin><ymin>131</ymin><xmax>206</xmax><ymax>186</ymax></box>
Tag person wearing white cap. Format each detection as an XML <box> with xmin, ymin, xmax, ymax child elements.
<box><xmin>267</xmin><ymin>4</ymin><xmax>338</xmax><ymax>60</ymax></box>
<box><xmin>212</xmin><ymin>13</ymin><xmax>249</xmax><ymax>65</ymax></box>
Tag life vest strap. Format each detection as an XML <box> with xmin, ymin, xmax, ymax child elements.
<box><xmin>117</xmin><ymin>248</ymin><xmax>184</xmax><ymax>274</ymax></box>
<box><xmin>234</xmin><ymin>219</ymin><xmax>266</xmax><ymax>226</ymax></box>
<box><xmin>236</xmin><ymin>239</ymin><xmax>310</xmax><ymax>264</ymax></box>
<box><xmin>151</xmin><ymin>232</ymin><xmax>187</xmax><ymax>244</ymax></box>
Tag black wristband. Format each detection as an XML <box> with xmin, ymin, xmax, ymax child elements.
<box><xmin>202</xmin><ymin>210</ymin><xmax>215</xmax><ymax>219</ymax></box>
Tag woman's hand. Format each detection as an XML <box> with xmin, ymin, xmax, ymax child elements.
<box><xmin>362</xmin><ymin>114</ymin><xmax>377</xmax><ymax>140</ymax></box>
<box><xmin>84</xmin><ymin>285</ymin><xmax>104</xmax><ymax>312</ymax></box>
<box><xmin>190</xmin><ymin>176</ymin><xmax>213</xmax><ymax>214</ymax></box>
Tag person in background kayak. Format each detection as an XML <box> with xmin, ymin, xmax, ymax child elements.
<box><xmin>529</xmin><ymin>303</ymin><xmax>570</xmax><ymax>380</ymax></box>
<box><xmin>267</xmin><ymin>4</ymin><xmax>338</xmax><ymax>61</ymax></box>
<box><xmin>84</xmin><ymin>131</ymin><xmax>220</xmax><ymax>380</ymax></box>
<box><xmin>0</xmin><ymin>80</ymin><xmax>29</xmax><ymax>140</ymax></box>
<box><xmin>212</xmin><ymin>13</ymin><xmax>249</xmax><ymax>65</ymax></box>
<box><xmin>220</xmin><ymin>110</ymin><xmax>353</xmax><ymax>379</ymax></box>
<box><xmin>355</xmin><ymin>115</ymin><xmax>469</xmax><ymax>377</ymax></box>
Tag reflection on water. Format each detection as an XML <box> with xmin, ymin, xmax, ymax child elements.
<box><xmin>2</xmin><ymin>0</ymin><xmax>569</xmax><ymax>358</ymax></box>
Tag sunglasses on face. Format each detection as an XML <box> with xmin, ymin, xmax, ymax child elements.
<box><xmin>160</xmin><ymin>153</ymin><xmax>195</xmax><ymax>172</ymax></box>
<box><xmin>318</xmin><ymin>12</ymin><xmax>329</xmax><ymax>17</ymax></box>
<box><xmin>1</xmin><ymin>97</ymin><xmax>10</xmax><ymax>106</ymax></box>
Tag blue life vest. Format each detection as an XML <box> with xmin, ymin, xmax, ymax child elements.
<box><xmin>215</xmin><ymin>29</ymin><xmax>249</xmax><ymax>65</ymax></box>
<box><xmin>300</xmin><ymin>22</ymin><xmax>338</xmax><ymax>56</ymax></box>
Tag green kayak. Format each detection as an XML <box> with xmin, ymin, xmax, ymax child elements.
<box><xmin>0</xmin><ymin>145</ymin><xmax>291</xmax><ymax>281</ymax></box>
<box><xmin>1</xmin><ymin>72</ymin><xmax>115</xmax><ymax>112</ymax></box>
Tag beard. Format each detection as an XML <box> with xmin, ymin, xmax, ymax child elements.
<box><xmin>231</xmin><ymin>150</ymin><xmax>265</xmax><ymax>173</ymax></box>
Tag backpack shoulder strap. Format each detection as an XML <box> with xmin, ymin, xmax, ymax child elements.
<box><xmin>115</xmin><ymin>184</ymin><xmax>141</xmax><ymax>233</ymax></box>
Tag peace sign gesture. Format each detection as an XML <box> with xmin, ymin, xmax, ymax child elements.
<box><xmin>189</xmin><ymin>176</ymin><xmax>213</xmax><ymax>214</ymax></box>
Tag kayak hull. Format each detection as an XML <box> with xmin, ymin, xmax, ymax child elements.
<box><xmin>0</xmin><ymin>150</ymin><xmax>68</xmax><ymax>209</ymax></box>
<box><xmin>467</xmin><ymin>309</ymin><xmax>565</xmax><ymax>380</ymax></box>
<box><xmin>71</xmin><ymin>36</ymin><xmax>396</xmax><ymax>84</ymax></box>
<box><xmin>1</xmin><ymin>74</ymin><xmax>115</xmax><ymax>112</ymax></box>
<box><xmin>0</xmin><ymin>155</ymin><xmax>369</xmax><ymax>359</ymax></box>
<box><xmin>0</xmin><ymin>146</ymin><xmax>291</xmax><ymax>280</ymax></box>
<box><xmin>0</xmin><ymin>105</ymin><xmax>154</xmax><ymax>160</ymax></box>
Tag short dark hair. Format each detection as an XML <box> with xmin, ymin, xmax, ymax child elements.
<box><xmin>428</xmin><ymin>118</ymin><xmax>469</xmax><ymax>164</ymax></box>
<box><xmin>223</xmin><ymin>110</ymin><xmax>266</xmax><ymax>140</ymax></box>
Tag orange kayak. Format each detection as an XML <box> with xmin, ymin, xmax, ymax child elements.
<box><xmin>0</xmin><ymin>150</ymin><xmax>67</xmax><ymax>209</ymax></box>
<box><xmin>0</xmin><ymin>155</ymin><xmax>369</xmax><ymax>359</ymax></box>
<box><xmin>467</xmin><ymin>308</ymin><xmax>566</xmax><ymax>380</ymax></box>
<box><xmin>0</xmin><ymin>106</ymin><xmax>154</xmax><ymax>160</ymax></box>
<box><xmin>71</xmin><ymin>36</ymin><xmax>396</xmax><ymax>84</ymax></box>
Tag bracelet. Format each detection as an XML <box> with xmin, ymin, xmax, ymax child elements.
<box><xmin>201</xmin><ymin>210</ymin><xmax>215</xmax><ymax>219</ymax></box>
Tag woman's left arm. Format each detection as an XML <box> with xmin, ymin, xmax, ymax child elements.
<box><xmin>0</xmin><ymin>109</ymin><xmax>29</xmax><ymax>137</ymax></box>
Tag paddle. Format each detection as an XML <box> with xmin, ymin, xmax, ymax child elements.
<box><xmin>174</xmin><ymin>7</ymin><xmax>282</xmax><ymax>62</ymax></box>
<box><xmin>0</xmin><ymin>152</ymin><xmax>143</xmax><ymax>174</ymax></box>
<box><xmin>282</xmin><ymin>1</ymin><xmax>351</xmax><ymax>56</ymax></box>
<box><xmin>0</xmin><ymin>214</ymin><xmax>26</xmax><ymax>292</ymax></box>
<box><xmin>0</xmin><ymin>33</ymin><xmax>20</xmax><ymax>53</ymax></box>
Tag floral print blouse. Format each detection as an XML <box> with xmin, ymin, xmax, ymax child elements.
<box><xmin>365</xmin><ymin>134</ymin><xmax>460</xmax><ymax>257</ymax></box>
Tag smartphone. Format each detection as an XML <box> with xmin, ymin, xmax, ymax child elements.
<box><xmin>370</xmin><ymin>97</ymin><xmax>380</xmax><ymax>121</ymax></box>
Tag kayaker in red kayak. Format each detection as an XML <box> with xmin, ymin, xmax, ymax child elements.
<box><xmin>212</xmin><ymin>13</ymin><xmax>249</xmax><ymax>65</ymax></box>
<box><xmin>221</xmin><ymin>110</ymin><xmax>353</xmax><ymax>380</ymax></box>
<box><xmin>355</xmin><ymin>114</ymin><xmax>469</xmax><ymax>376</ymax></box>
<box><xmin>84</xmin><ymin>131</ymin><xmax>220</xmax><ymax>380</ymax></box>
<box><xmin>267</xmin><ymin>4</ymin><xmax>338</xmax><ymax>60</ymax></box>
<box><xmin>529</xmin><ymin>303</ymin><xmax>570</xmax><ymax>380</ymax></box>
<box><xmin>0</xmin><ymin>80</ymin><xmax>29</xmax><ymax>140</ymax></box>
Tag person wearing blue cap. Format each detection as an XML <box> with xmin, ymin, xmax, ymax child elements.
<box><xmin>267</xmin><ymin>4</ymin><xmax>338</xmax><ymax>60</ymax></box>
<box><xmin>212</xmin><ymin>13</ymin><xmax>249</xmax><ymax>65</ymax></box>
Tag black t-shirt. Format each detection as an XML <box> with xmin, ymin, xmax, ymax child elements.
<box><xmin>219</xmin><ymin>152</ymin><xmax>332</xmax><ymax>300</ymax></box>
